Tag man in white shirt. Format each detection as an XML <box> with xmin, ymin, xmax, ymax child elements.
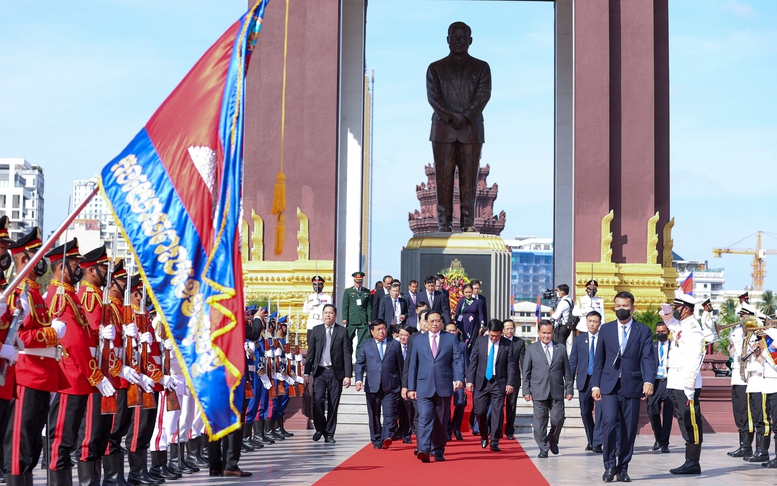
<box><xmin>575</xmin><ymin>280</ymin><xmax>607</xmax><ymax>334</ymax></box>
<box><xmin>551</xmin><ymin>284</ymin><xmax>574</xmax><ymax>349</ymax></box>
<box><xmin>303</xmin><ymin>276</ymin><xmax>332</xmax><ymax>331</ymax></box>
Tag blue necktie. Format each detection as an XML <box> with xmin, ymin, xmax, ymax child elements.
<box><xmin>486</xmin><ymin>343</ymin><xmax>494</xmax><ymax>380</ymax></box>
<box><xmin>588</xmin><ymin>337</ymin><xmax>595</xmax><ymax>375</ymax></box>
<box><xmin>621</xmin><ymin>325</ymin><xmax>628</xmax><ymax>354</ymax></box>
<box><xmin>378</xmin><ymin>341</ymin><xmax>384</xmax><ymax>360</ymax></box>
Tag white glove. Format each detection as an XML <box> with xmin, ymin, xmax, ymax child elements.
<box><xmin>97</xmin><ymin>377</ymin><xmax>116</xmax><ymax>397</ymax></box>
<box><xmin>248</xmin><ymin>341</ymin><xmax>256</xmax><ymax>353</ymax></box>
<box><xmin>175</xmin><ymin>380</ymin><xmax>187</xmax><ymax>396</ymax></box>
<box><xmin>285</xmin><ymin>375</ymin><xmax>296</xmax><ymax>386</ymax></box>
<box><xmin>123</xmin><ymin>324</ymin><xmax>137</xmax><ymax>338</ymax></box>
<box><xmin>139</xmin><ymin>332</ymin><xmax>153</xmax><ymax>345</ymax></box>
<box><xmin>259</xmin><ymin>373</ymin><xmax>272</xmax><ymax>389</ymax></box>
<box><xmin>273</xmin><ymin>347</ymin><xmax>283</xmax><ymax>357</ymax></box>
<box><xmin>162</xmin><ymin>375</ymin><xmax>178</xmax><ymax>391</ymax></box>
<box><xmin>0</xmin><ymin>344</ymin><xmax>18</xmax><ymax>364</ymax></box>
<box><xmin>163</xmin><ymin>338</ymin><xmax>174</xmax><ymax>351</ymax></box>
<box><xmin>294</xmin><ymin>354</ymin><xmax>303</xmax><ymax>362</ymax></box>
<box><xmin>51</xmin><ymin>319</ymin><xmax>67</xmax><ymax>339</ymax></box>
<box><xmin>683</xmin><ymin>377</ymin><xmax>696</xmax><ymax>390</ymax></box>
<box><xmin>101</xmin><ymin>325</ymin><xmax>116</xmax><ymax>340</ymax></box>
<box><xmin>295</xmin><ymin>375</ymin><xmax>305</xmax><ymax>384</ymax></box>
<box><xmin>120</xmin><ymin>366</ymin><xmax>141</xmax><ymax>384</ymax></box>
<box><xmin>139</xmin><ymin>374</ymin><xmax>154</xmax><ymax>393</ymax></box>
<box><xmin>265</xmin><ymin>349</ymin><xmax>274</xmax><ymax>358</ymax></box>
<box><xmin>684</xmin><ymin>388</ymin><xmax>694</xmax><ymax>402</ymax></box>
<box><xmin>18</xmin><ymin>295</ymin><xmax>30</xmax><ymax>322</ymax></box>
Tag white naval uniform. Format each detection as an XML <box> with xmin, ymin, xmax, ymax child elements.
<box><xmin>699</xmin><ymin>310</ymin><xmax>716</xmax><ymax>344</ymax></box>
<box><xmin>730</xmin><ymin>326</ymin><xmax>748</xmax><ymax>387</ymax></box>
<box><xmin>664</xmin><ymin>315</ymin><xmax>704</xmax><ymax>393</ymax></box>
<box><xmin>304</xmin><ymin>292</ymin><xmax>332</xmax><ymax>331</ymax></box>
<box><xmin>574</xmin><ymin>295</ymin><xmax>607</xmax><ymax>333</ymax></box>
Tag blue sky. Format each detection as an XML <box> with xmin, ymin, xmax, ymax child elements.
<box><xmin>1</xmin><ymin>0</ymin><xmax>775</xmax><ymax>292</ymax></box>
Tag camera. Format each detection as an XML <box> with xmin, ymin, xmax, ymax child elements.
<box><xmin>542</xmin><ymin>288</ymin><xmax>555</xmax><ymax>301</ymax></box>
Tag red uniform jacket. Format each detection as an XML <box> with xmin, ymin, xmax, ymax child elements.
<box><xmin>78</xmin><ymin>282</ymin><xmax>122</xmax><ymax>388</ymax></box>
<box><xmin>0</xmin><ymin>307</ymin><xmax>15</xmax><ymax>401</ymax></box>
<box><xmin>47</xmin><ymin>280</ymin><xmax>103</xmax><ymax>395</ymax></box>
<box><xmin>11</xmin><ymin>280</ymin><xmax>66</xmax><ymax>393</ymax></box>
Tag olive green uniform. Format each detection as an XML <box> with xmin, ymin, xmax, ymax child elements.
<box><xmin>342</xmin><ymin>286</ymin><xmax>372</xmax><ymax>356</ymax></box>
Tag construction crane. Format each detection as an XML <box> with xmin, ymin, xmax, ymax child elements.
<box><xmin>713</xmin><ymin>231</ymin><xmax>777</xmax><ymax>291</ymax></box>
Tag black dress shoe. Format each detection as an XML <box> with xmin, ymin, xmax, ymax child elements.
<box><xmin>403</xmin><ymin>438</ymin><xmax>412</xmax><ymax>444</ymax></box>
<box><xmin>593</xmin><ymin>445</ymin><xmax>603</xmax><ymax>454</ymax></box>
<box><xmin>652</xmin><ymin>441</ymin><xmax>660</xmax><ymax>451</ymax></box>
<box><xmin>454</xmin><ymin>430</ymin><xmax>463</xmax><ymax>441</ymax></box>
<box><xmin>549</xmin><ymin>439</ymin><xmax>559</xmax><ymax>455</ymax></box>
<box><xmin>490</xmin><ymin>443</ymin><xmax>501</xmax><ymax>452</ymax></box>
<box><xmin>616</xmin><ymin>472</ymin><xmax>631</xmax><ymax>482</ymax></box>
<box><xmin>538</xmin><ymin>451</ymin><xmax>548</xmax><ymax>458</ymax></box>
<box><xmin>325</xmin><ymin>436</ymin><xmax>336</xmax><ymax>443</ymax></box>
<box><xmin>434</xmin><ymin>454</ymin><xmax>445</xmax><ymax>462</ymax></box>
<box><xmin>381</xmin><ymin>438</ymin><xmax>392</xmax><ymax>450</ymax></box>
<box><xmin>417</xmin><ymin>451</ymin><xmax>430</xmax><ymax>463</ymax></box>
<box><xmin>602</xmin><ymin>468</ymin><xmax>616</xmax><ymax>482</ymax></box>
<box><xmin>586</xmin><ymin>444</ymin><xmax>594</xmax><ymax>451</ymax></box>
<box><xmin>373</xmin><ymin>446</ymin><xmax>381</xmax><ymax>450</ymax></box>
<box><xmin>481</xmin><ymin>439</ymin><xmax>488</xmax><ymax>449</ymax></box>
<box><xmin>209</xmin><ymin>469</ymin><xmax>223</xmax><ymax>477</ymax></box>
<box><xmin>413</xmin><ymin>449</ymin><xmax>419</xmax><ymax>456</ymax></box>
<box><xmin>661</xmin><ymin>446</ymin><xmax>670</xmax><ymax>453</ymax></box>
<box><xmin>312</xmin><ymin>432</ymin><xmax>322</xmax><ymax>442</ymax></box>
<box><xmin>447</xmin><ymin>432</ymin><xmax>452</xmax><ymax>441</ymax></box>
<box><xmin>506</xmin><ymin>434</ymin><xmax>515</xmax><ymax>441</ymax></box>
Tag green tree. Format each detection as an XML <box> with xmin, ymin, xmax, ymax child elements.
<box><xmin>633</xmin><ymin>306</ymin><xmax>662</xmax><ymax>340</ymax></box>
<box><xmin>714</xmin><ymin>297</ymin><xmax>739</xmax><ymax>356</ymax></box>
<box><xmin>757</xmin><ymin>290</ymin><xmax>776</xmax><ymax>317</ymax></box>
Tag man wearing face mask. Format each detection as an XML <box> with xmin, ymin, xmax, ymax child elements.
<box><xmin>74</xmin><ymin>245</ymin><xmax>121</xmax><ymax>485</ymax></box>
<box><xmin>699</xmin><ymin>299</ymin><xmax>716</xmax><ymax>352</ymax></box>
<box><xmin>46</xmin><ymin>239</ymin><xmax>116</xmax><ymax>485</ymax></box>
<box><xmin>304</xmin><ymin>276</ymin><xmax>332</xmax><ymax>331</ymax></box>
<box><xmin>574</xmin><ymin>280</ymin><xmax>607</xmax><ymax>335</ymax></box>
<box><xmin>647</xmin><ymin>322</ymin><xmax>674</xmax><ymax>454</ymax></box>
<box><xmin>4</xmin><ymin>228</ymin><xmax>67</xmax><ymax>486</ymax></box>
<box><xmin>658</xmin><ymin>291</ymin><xmax>705</xmax><ymax>475</ymax></box>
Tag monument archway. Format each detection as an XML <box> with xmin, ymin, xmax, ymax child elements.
<box><xmin>242</xmin><ymin>0</ymin><xmax>676</xmax><ymax>320</ymax></box>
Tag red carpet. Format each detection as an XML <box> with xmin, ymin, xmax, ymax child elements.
<box><xmin>314</xmin><ymin>435</ymin><xmax>548</xmax><ymax>486</ymax></box>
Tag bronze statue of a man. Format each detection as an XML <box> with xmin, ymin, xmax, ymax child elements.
<box><xmin>427</xmin><ymin>21</ymin><xmax>491</xmax><ymax>233</ymax></box>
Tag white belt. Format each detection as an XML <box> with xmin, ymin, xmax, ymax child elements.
<box><xmin>248</xmin><ymin>365</ymin><xmax>256</xmax><ymax>372</ymax></box>
<box><xmin>20</xmin><ymin>347</ymin><xmax>61</xmax><ymax>360</ymax></box>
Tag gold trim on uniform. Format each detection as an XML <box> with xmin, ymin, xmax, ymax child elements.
<box><xmin>48</xmin><ymin>280</ymin><xmax>89</xmax><ymax>328</ymax></box>
<box><xmin>80</xmin><ymin>281</ymin><xmax>103</xmax><ymax>313</ymax></box>
<box><xmin>689</xmin><ymin>399</ymin><xmax>700</xmax><ymax>444</ymax></box>
<box><xmin>86</xmin><ymin>360</ymin><xmax>105</xmax><ymax>387</ymax></box>
<box><xmin>762</xmin><ymin>394</ymin><xmax>770</xmax><ymax>436</ymax></box>
<box><xmin>35</xmin><ymin>327</ymin><xmax>59</xmax><ymax>348</ymax></box>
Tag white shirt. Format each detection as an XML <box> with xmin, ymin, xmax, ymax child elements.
<box><xmin>575</xmin><ymin>296</ymin><xmax>607</xmax><ymax>332</ymax></box>
<box><xmin>551</xmin><ymin>296</ymin><xmax>573</xmax><ymax>325</ymax></box>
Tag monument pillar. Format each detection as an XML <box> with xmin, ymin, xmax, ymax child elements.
<box><xmin>571</xmin><ymin>0</ymin><xmax>674</xmax><ymax>309</ymax></box>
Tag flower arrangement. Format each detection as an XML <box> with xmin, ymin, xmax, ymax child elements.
<box><xmin>439</xmin><ymin>259</ymin><xmax>470</xmax><ymax>318</ymax></box>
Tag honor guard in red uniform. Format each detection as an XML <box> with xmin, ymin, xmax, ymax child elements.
<box><xmin>46</xmin><ymin>239</ymin><xmax>116</xmax><ymax>486</ymax></box>
<box><xmin>124</xmin><ymin>274</ymin><xmax>165</xmax><ymax>485</ymax></box>
<box><xmin>103</xmin><ymin>260</ymin><xmax>142</xmax><ymax>486</ymax></box>
<box><xmin>0</xmin><ymin>215</ymin><xmax>17</xmax><ymax>485</ymax></box>
<box><xmin>75</xmin><ymin>245</ymin><xmax>121</xmax><ymax>485</ymax></box>
<box><xmin>3</xmin><ymin>228</ymin><xmax>67</xmax><ymax>485</ymax></box>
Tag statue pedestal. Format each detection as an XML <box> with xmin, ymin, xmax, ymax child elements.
<box><xmin>400</xmin><ymin>232</ymin><xmax>511</xmax><ymax>321</ymax></box>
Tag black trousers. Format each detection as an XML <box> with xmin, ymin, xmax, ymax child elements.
<box><xmin>49</xmin><ymin>393</ymin><xmax>89</xmax><ymax>470</ymax></box>
<box><xmin>126</xmin><ymin>393</ymin><xmax>159</xmax><ymax>452</ymax></box>
<box><xmin>108</xmin><ymin>389</ymin><xmax>135</xmax><ymax>455</ymax></box>
<box><xmin>398</xmin><ymin>397</ymin><xmax>415</xmax><ymax>440</ymax></box>
<box><xmin>313</xmin><ymin>367</ymin><xmax>342</xmax><ymax>438</ymax></box>
<box><xmin>578</xmin><ymin>375</ymin><xmax>602</xmax><ymax>447</ymax></box>
<box><xmin>731</xmin><ymin>385</ymin><xmax>749</xmax><ymax>433</ymax></box>
<box><xmin>749</xmin><ymin>391</ymin><xmax>766</xmax><ymax>436</ymax></box>
<box><xmin>474</xmin><ymin>380</ymin><xmax>505</xmax><ymax>443</ymax></box>
<box><xmin>365</xmin><ymin>389</ymin><xmax>399</xmax><ymax>446</ymax></box>
<box><xmin>208</xmin><ymin>430</ymin><xmax>241</xmax><ymax>472</ymax></box>
<box><xmin>767</xmin><ymin>393</ymin><xmax>777</xmax><ymax>439</ymax></box>
<box><xmin>504</xmin><ymin>386</ymin><xmax>518</xmax><ymax>437</ymax></box>
<box><xmin>0</xmin><ymin>398</ymin><xmax>10</xmax><ymax>474</ymax></box>
<box><xmin>554</xmin><ymin>325</ymin><xmax>571</xmax><ymax>348</ymax></box>
<box><xmin>76</xmin><ymin>393</ymin><xmax>114</xmax><ymax>461</ymax></box>
<box><xmin>671</xmin><ymin>388</ymin><xmax>703</xmax><ymax>445</ymax></box>
<box><xmin>647</xmin><ymin>379</ymin><xmax>673</xmax><ymax>447</ymax></box>
<box><xmin>4</xmin><ymin>386</ymin><xmax>50</xmax><ymax>475</ymax></box>
<box><xmin>449</xmin><ymin>388</ymin><xmax>466</xmax><ymax>434</ymax></box>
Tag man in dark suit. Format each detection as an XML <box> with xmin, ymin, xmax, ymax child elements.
<box><xmin>396</xmin><ymin>325</ymin><xmax>417</xmax><ymax>443</ymax></box>
<box><xmin>467</xmin><ymin>320</ymin><xmax>515</xmax><ymax>451</ymax></box>
<box><xmin>371</xmin><ymin>275</ymin><xmax>393</xmax><ymax>322</ymax></box>
<box><xmin>647</xmin><ymin>321</ymin><xmax>673</xmax><ymax>454</ymax></box>
<box><xmin>355</xmin><ymin>320</ymin><xmax>404</xmax><ymax>450</ymax></box>
<box><xmin>570</xmin><ymin>311</ymin><xmax>604</xmax><ymax>453</ymax></box>
<box><xmin>407</xmin><ymin>311</ymin><xmax>464</xmax><ymax>463</ymax></box>
<box><xmin>405</xmin><ymin>280</ymin><xmax>420</xmax><ymax>328</ymax></box>
<box><xmin>592</xmin><ymin>292</ymin><xmax>656</xmax><ymax>482</ymax></box>
<box><xmin>502</xmin><ymin>319</ymin><xmax>525</xmax><ymax>440</ymax></box>
<box><xmin>427</xmin><ymin>21</ymin><xmax>491</xmax><ymax>232</ymax></box>
<box><xmin>377</xmin><ymin>283</ymin><xmax>409</xmax><ymax>327</ymax></box>
<box><xmin>523</xmin><ymin>321</ymin><xmax>573</xmax><ymax>458</ymax></box>
<box><xmin>304</xmin><ymin>304</ymin><xmax>353</xmax><ymax>443</ymax></box>
<box><xmin>471</xmin><ymin>280</ymin><xmax>488</xmax><ymax>323</ymax></box>
<box><xmin>423</xmin><ymin>276</ymin><xmax>451</xmax><ymax>324</ymax></box>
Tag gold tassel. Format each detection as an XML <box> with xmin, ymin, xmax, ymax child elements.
<box><xmin>271</xmin><ymin>171</ymin><xmax>286</xmax><ymax>255</ymax></box>
<box><xmin>275</xmin><ymin>213</ymin><xmax>285</xmax><ymax>256</ymax></box>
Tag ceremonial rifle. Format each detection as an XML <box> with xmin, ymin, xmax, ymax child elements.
<box><xmin>284</xmin><ymin>320</ymin><xmax>297</xmax><ymax>397</ymax></box>
<box><xmin>273</xmin><ymin>330</ymin><xmax>286</xmax><ymax>397</ymax></box>
<box><xmin>294</xmin><ymin>316</ymin><xmax>304</xmax><ymax>395</ymax></box>
<box><xmin>265</xmin><ymin>325</ymin><xmax>278</xmax><ymax>399</ymax></box>
<box><xmin>157</xmin><ymin>322</ymin><xmax>180</xmax><ymax>411</ymax></box>
<box><xmin>99</xmin><ymin>254</ymin><xmax>118</xmax><ymax>414</ymax></box>
<box><xmin>0</xmin><ymin>186</ymin><xmax>99</xmax><ymax>384</ymax></box>
<box><xmin>138</xmin><ymin>285</ymin><xmax>156</xmax><ymax>409</ymax></box>
<box><xmin>124</xmin><ymin>258</ymin><xmax>142</xmax><ymax>407</ymax></box>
